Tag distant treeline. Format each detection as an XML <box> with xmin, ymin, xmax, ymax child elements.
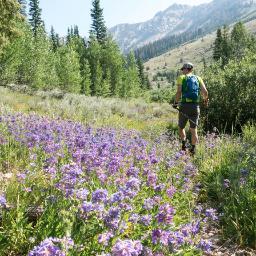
<box><xmin>134</xmin><ymin>28</ymin><xmax>205</xmax><ymax>61</ymax></box>
<box><xmin>0</xmin><ymin>0</ymin><xmax>150</xmax><ymax>98</ymax></box>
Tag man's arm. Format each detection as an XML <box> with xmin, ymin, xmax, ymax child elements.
<box><xmin>175</xmin><ymin>84</ymin><xmax>182</xmax><ymax>104</ymax></box>
<box><xmin>200</xmin><ymin>81</ymin><xmax>209</xmax><ymax>105</ymax></box>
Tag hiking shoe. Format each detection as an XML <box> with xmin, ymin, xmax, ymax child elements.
<box><xmin>181</xmin><ymin>145</ymin><xmax>187</xmax><ymax>151</ymax></box>
<box><xmin>189</xmin><ymin>147</ymin><xmax>196</xmax><ymax>156</ymax></box>
<box><xmin>181</xmin><ymin>141</ymin><xmax>186</xmax><ymax>151</ymax></box>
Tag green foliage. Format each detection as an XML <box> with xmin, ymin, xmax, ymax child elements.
<box><xmin>18</xmin><ymin>0</ymin><xmax>27</xmax><ymax>17</ymax></box>
<box><xmin>149</xmin><ymin>86</ymin><xmax>176</xmax><ymax>103</ymax></box>
<box><xmin>0</xmin><ymin>24</ymin><xmax>59</xmax><ymax>89</ymax></box>
<box><xmin>213</xmin><ymin>28</ymin><xmax>222</xmax><ymax>61</ymax></box>
<box><xmin>29</xmin><ymin>0</ymin><xmax>44</xmax><ymax>36</ymax></box>
<box><xmin>50</xmin><ymin>26</ymin><xmax>61</xmax><ymax>52</ymax></box>
<box><xmin>90</xmin><ymin>0</ymin><xmax>107</xmax><ymax>44</ymax></box>
<box><xmin>124</xmin><ymin>52</ymin><xmax>141</xmax><ymax>98</ymax></box>
<box><xmin>196</xmin><ymin>129</ymin><xmax>256</xmax><ymax>248</ymax></box>
<box><xmin>212</xmin><ymin>22</ymin><xmax>254</xmax><ymax>67</ymax></box>
<box><xmin>202</xmin><ymin>50</ymin><xmax>256</xmax><ymax>132</ymax></box>
<box><xmin>80</xmin><ymin>59</ymin><xmax>91</xmax><ymax>96</ymax></box>
<box><xmin>0</xmin><ymin>0</ymin><xmax>23</xmax><ymax>53</ymax></box>
<box><xmin>56</xmin><ymin>45</ymin><xmax>81</xmax><ymax>93</ymax></box>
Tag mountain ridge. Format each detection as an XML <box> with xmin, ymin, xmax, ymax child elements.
<box><xmin>109</xmin><ymin>0</ymin><xmax>256</xmax><ymax>54</ymax></box>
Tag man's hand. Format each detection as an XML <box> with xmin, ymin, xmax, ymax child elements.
<box><xmin>203</xmin><ymin>98</ymin><xmax>209</xmax><ymax>107</ymax></box>
<box><xmin>172</xmin><ymin>102</ymin><xmax>178</xmax><ymax>109</ymax></box>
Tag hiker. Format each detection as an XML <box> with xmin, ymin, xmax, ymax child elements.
<box><xmin>172</xmin><ymin>62</ymin><xmax>209</xmax><ymax>155</ymax></box>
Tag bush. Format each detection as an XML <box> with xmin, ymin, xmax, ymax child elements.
<box><xmin>149</xmin><ymin>86</ymin><xmax>175</xmax><ymax>103</ymax></box>
<box><xmin>202</xmin><ymin>51</ymin><xmax>256</xmax><ymax>132</ymax></box>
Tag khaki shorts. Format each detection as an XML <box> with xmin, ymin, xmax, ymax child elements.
<box><xmin>178</xmin><ymin>103</ymin><xmax>200</xmax><ymax>129</ymax></box>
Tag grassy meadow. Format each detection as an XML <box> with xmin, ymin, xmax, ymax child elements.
<box><xmin>0</xmin><ymin>87</ymin><xmax>255</xmax><ymax>255</ymax></box>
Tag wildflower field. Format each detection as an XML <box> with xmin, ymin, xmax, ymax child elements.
<box><xmin>0</xmin><ymin>88</ymin><xmax>255</xmax><ymax>255</ymax></box>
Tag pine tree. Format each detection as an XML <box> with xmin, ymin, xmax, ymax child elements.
<box><xmin>230</xmin><ymin>22</ymin><xmax>249</xmax><ymax>60</ymax></box>
<box><xmin>56</xmin><ymin>45</ymin><xmax>82</xmax><ymax>93</ymax></box>
<box><xmin>213</xmin><ymin>28</ymin><xmax>223</xmax><ymax>61</ymax></box>
<box><xmin>74</xmin><ymin>25</ymin><xmax>79</xmax><ymax>37</ymax></box>
<box><xmin>125</xmin><ymin>52</ymin><xmax>141</xmax><ymax>97</ymax></box>
<box><xmin>50</xmin><ymin>26</ymin><xmax>60</xmax><ymax>52</ymax></box>
<box><xmin>221</xmin><ymin>25</ymin><xmax>231</xmax><ymax>66</ymax></box>
<box><xmin>18</xmin><ymin>0</ymin><xmax>27</xmax><ymax>17</ymax></box>
<box><xmin>94</xmin><ymin>60</ymin><xmax>103</xmax><ymax>96</ymax></box>
<box><xmin>90</xmin><ymin>0</ymin><xmax>107</xmax><ymax>44</ymax></box>
<box><xmin>80</xmin><ymin>59</ymin><xmax>91</xmax><ymax>96</ymax></box>
<box><xmin>29</xmin><ymin>0</ymin><xmax>44</xmax><ymax>36</ymax></box>
<box><xmin>100</xmin><ymin>37</ymin><xmax>124</xmax><ymax>96</ymax></box>
<box><xmin>87</xmin><ymin>38</ymin><xmax>101</xmax><ymax>95</ymax></box>
<box><xmin>101</xmin><ymin>69</ymin><xmax>111</xmax><ymax>97</ymax></box>
<box><xmin>136</xmin><ymin>57</ymin><xmax>145</xmax><ymax>89</ymax></box>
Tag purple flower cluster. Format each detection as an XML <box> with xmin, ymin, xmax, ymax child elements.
<box><xmin>111</xmin><ymin>239</ymin><xmax>143</xmax><ymax>256</ymax></box>
<box><xmin>28</xmin><ymin>237</ymin><xmax>74</xmax><ymax>256</ymax></box>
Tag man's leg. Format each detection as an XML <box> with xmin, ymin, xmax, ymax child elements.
<box><xmin>179</xmin><ymin>127</ymin><xmax>186</xmax><ymax>150</ymax></box>
<box><xmin>190</xmin><ymin>127</ymin><xmax>198</xmax><ymax>154</ymax></box>
<box><xmin>188</xmin><ymin>105</ymin><xmax>200</xmax><ymax>155</ymax></box>
<box><xmin>178</xmin><ymin>109</ymin><xmax>187</xmax><ymax>151</ymax></box>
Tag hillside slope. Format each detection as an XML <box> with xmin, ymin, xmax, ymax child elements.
<box><xmin>144</xmin><ymin>19</ymin><xmax>256</xmax><ymax>87</ymax></box>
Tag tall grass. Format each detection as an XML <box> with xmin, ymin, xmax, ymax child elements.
<box><xmin>196</xmin><ymin>127</ymin><xmax>256</xmax><ymax>248</ymax></box>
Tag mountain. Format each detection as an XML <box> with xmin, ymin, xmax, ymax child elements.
<box><xmin>109</xmin><ymin>0</ymin><xmax>256</xmax><ymax>53</ymax></box>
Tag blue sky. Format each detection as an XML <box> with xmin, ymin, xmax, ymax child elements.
<box><xmin>39</xmin><ymin>0</ymin><xmax>212</xmax><ymax>37</ymax></box>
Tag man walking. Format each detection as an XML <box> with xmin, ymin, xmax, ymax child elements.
<box><xmin>173</xmin><ymin>62</ymin><xmax>208</xmax><ymax>155</ymax></box>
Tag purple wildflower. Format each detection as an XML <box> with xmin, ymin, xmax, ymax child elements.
<box><xmin>143</xmin><ymin>198</ymin><xmax>155</xmax><ymax>210</ymax></box>
<box><xmin>28</xmin><ymin>237</ymin><xmax>74</xmax><ymax>256</ymax></box>
<box><xmin>0</xmin><ymin>195</ymin><xmax>7</xmax><ymax>208</ymax></box>
<box><xmin>92</xmin><ymin>189</ymin><xmax>108</xmax><ymax>203</ymax></box>
<box><xmin>197</xmin><ymin>239</ymin><xmax>212</xmax><ymax>252</ymax></box>
<box><xmin>98</xmin><ymin>232</ymin><xmax>113</xmax><ymax>246</ymax></box>
<box><xmin>111</xmin><ymin>239</ymin><xmax>143</xmax><ymax>256</ymax></box>
<box><xmin>205</xmin><ymin>208</ymin><xmax>218</xmax><ymax>221</ymax></box>
<box><xmin>140</xmin><ymin>215</ymin><xmax>152</xmax><ymax>226</ymax></box>
<box><xmin>156</xmin><ymin>204</ymin><xmax>175</xmax><ymax>225</ymax></box>
<box><xmin>223</xmin><ymin>179</ymin><xmax>230</xmax><ymax>188</ymax></box>
<box><xmin>166</xmin><ymin>186</ymin><xmax>176</xmax><ymax>198</ymax></box>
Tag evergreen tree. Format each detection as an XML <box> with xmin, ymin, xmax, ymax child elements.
<box><xmin>80</xmin><ymin>59</ymin><xmax>91</xmax><ymax>96</ymax></box>
<box><xmin>74</xmin><ymin>25</ymin><xmax>80</xmax><ymax>37</ymax></box>
<box><xmin>94</xmin><ymin>60</ymin><xmax>103</xmax><ymax>96</ymax></box>
<box><xmin>50</xmin><ymin>26</ymin><xmax>60</xmax><ymax>52</ymax></box>
<box><xmin>87</xmin><ymin>38</ymin><xmax>101</xmax><ymax>95</ymax></box>
<box><xmin>125</xmin><ymin>52</ymin><xmax>141</xmax><ymax>97</ymax></box>
<box><xmin>101</xmin><ymin>37</ymin><xmax>124</xmax><ymax>96</ymax></box>
<box><xmin>136</xmin><ymin>57</ymin><xmax>146</xmax><ymax>89</ymax></box>
<box><xmin>0</xmin><ymin>0</ymin><xmax>23</xmax><ymax>53</ymax></box>
<box><xmin>90</xmin><ymin>0</ymin><xmax>107</xmax><ymax>44</ymax></box>
<box><xmin>221</xmin><ymin>25</ymin><xmax>231</xmax><ymax>66</ymax></box>
<box><xmin>101</xmin><ymin>69</ymin><xmax>111</xmax><ymax>97</ymax></box>
<box><xmin>230</xmin><ymin>22</ymin><xmax>249</xmax><ymax>60</ymax></box>
<box><xmin>56</xmin><ymin>45</ymin><xmax>82</xmax><ymax>93</ymax></box>
<box><xmin>18</xmin><ymin>0</ymin><xmax>27</xmax><ymax>17</ymax></box>
<box><xmin>29</xmin><ymin>0</ymin><xmax>44</xmax><ymax>36</ymax></box>
<box><xmin>213</xmin><ymin>28</ymin><xmax>223</xmax><ymax>61</ymax></box>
